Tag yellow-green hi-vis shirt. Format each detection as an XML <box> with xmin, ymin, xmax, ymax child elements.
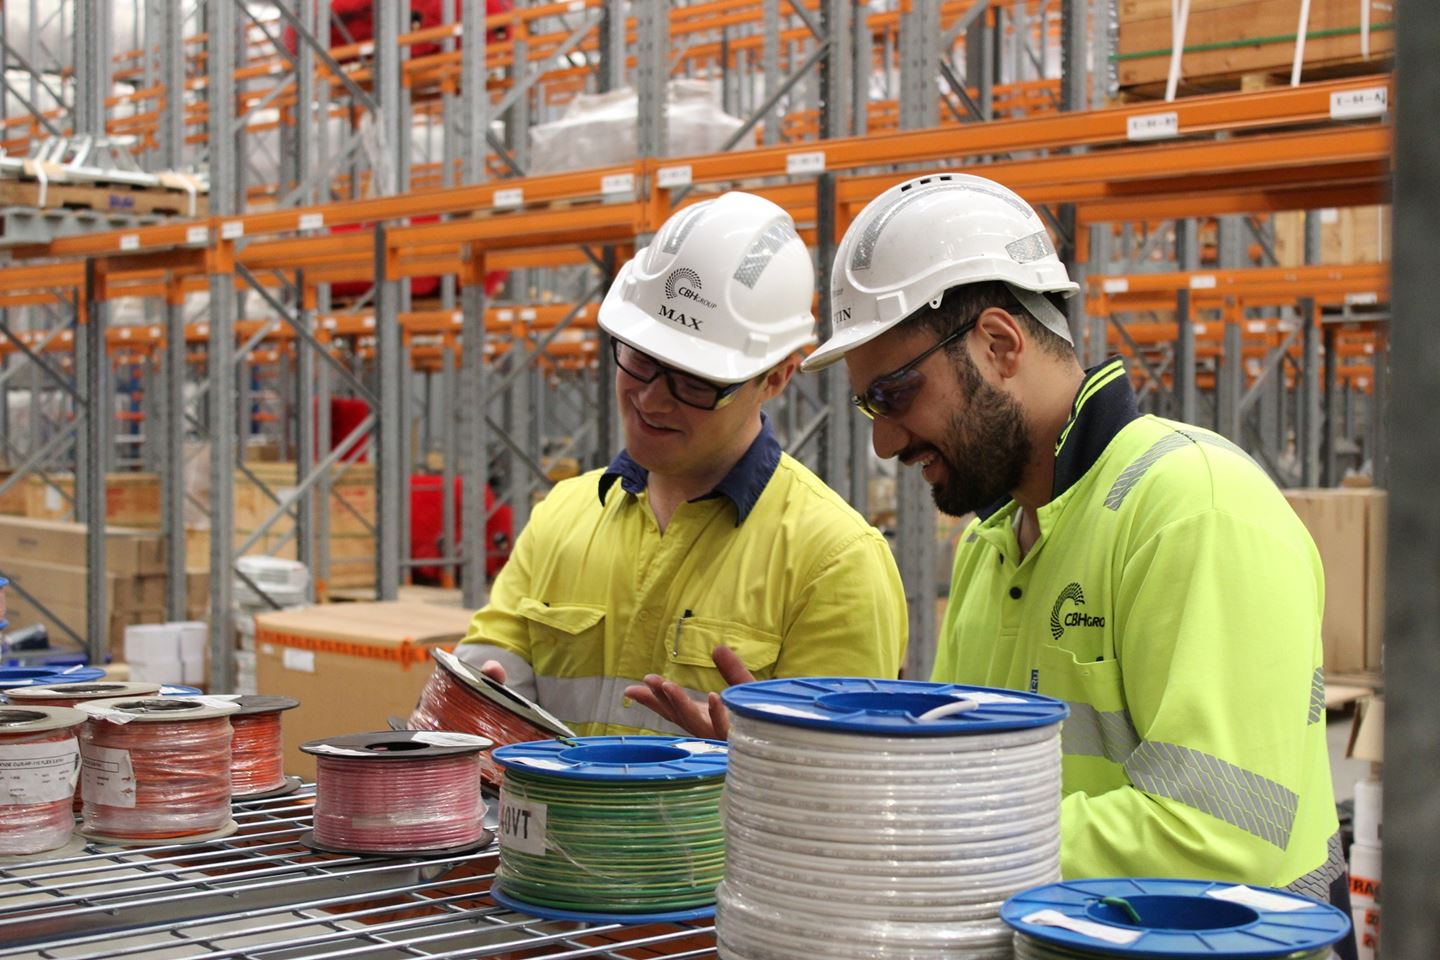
<box><xmin>460</xmin><ymin>417</ymin><xmax>907</xmax><ymax>736</ymax></box>
<box><xmin>935</xmin><ymin>358</ymin><xmax>1345</xmax><ymax>903</ymax></box>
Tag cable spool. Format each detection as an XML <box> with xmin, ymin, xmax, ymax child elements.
<box><xmin>301</xmin><ymin>730</ymin><xmax>493</xmax><ymax>856</ymax></box>
<box><xmin>715</xmin><ymin>678</ymin><xmax>1068</xmax><ymax>960</ymax></box>
<box><xmin>1000</xmin><ymin>878</ymin><xmax>1352</xmax><ymax>959</ymax></box>
<box><xmin>0</xmin><ymin>665</ymin><xmax>105</xmax><ymax>698</ymax></box>
<box><xmin>491</xmin><ymin>735</ymin><xmax>728</xmax><ymax>924</ymax></box>
<box><xmin>406</xmin><ymin>648</ymin><xmax>576</xmax><ymax>787</ymax></box>
<box><xmin>230</xmin><ymin>696</ymin><xmax>301</xmax><ymax>799</ymax></box>
<box><xmin>0</xmin><ymin>705</ymin><xmax>84</xmax><ymax>856</ymax></box>
<box><xmin>75</xmin><ymin>696</ymin><xmax>240</xmax><ymax>845</ymax></box>
<box><xmin>5</xmin><ymin>683</ymin><xmax>163</xmax><ymax>815</ymax></box>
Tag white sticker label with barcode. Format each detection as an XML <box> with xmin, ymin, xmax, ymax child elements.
<box><xmin>119</xmin><ymin>233</ymin><xmax>140</xmax><ymax>251</ymax></box>
<box><xmin>786</xmin><ymin>151</ymin><xmax>826</xmax><ymax>175</ymax></box>
<box><xmin>220</xmin><ymin>221</ymin><xmax>245</xmax><ymax>240</ymax></box>
<box><xmin>1126</xmin><ymin>111</ymin><xmax>1179</xmax><ymax>141</ymax></box>
<box><xmin>0</xmin><ymin>740</ymin><xmax>80</xmax><ymax>805</ymax></box>
<box><xmin>1330</xmin><ymin>87</ymin><xmax>1387</xmax><ymax>120</ymax></box>
<box><xmin>600</xmin><ymin>172</ymin><xmax>635</xmax><ymax>195</ymax></box>
<box><xmin>81</xmin><ymin>743</ymin><xmax>136</xmax><ymax>808</ymax></box>
<box><xmin>1207</xmin><ymin>885</ymin><xmax>1316</xmax><ymax>912</ymax></box>
<box><xmin>1021</xmin><ymin>910</ymin><xmax>1143</xmax><ymax>945</ymax></box>
<box><xmin>298</xmin><ymin>213</ymin><xmax>325</xmax><ymax>231</ymax></box>
<box><xmin>186</xmin><ymin>226</ymin><xmax>209</xmax><ymax>244</ymax></box>
<box><xmin>657</xmin><ymin>165</ymin><xmax>692</xmax><ymax>188</ymax></box>
<box><xmin>493</xmin><ymin>188</ymin><xmax>524</xmax><ymax>208</ymax></box>
<box><xmin>282</xmin><ymin>648</ymin><xmax>315</xmax><ymax>673</ymax></box>
<box><xmin>499</xmin><ymin>790</ymin><xmax>548</xmax><ymax>855</ymax></box>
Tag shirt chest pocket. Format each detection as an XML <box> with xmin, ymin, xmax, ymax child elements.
<box><xmin>666</xmin><ymin>617</ymin><xmax>782</xmax><ymax>684</ymax></box>
<box><xmin>517</xmin><ymin>598</ymin><xmax>606</xmax><ymax>676</ymax></box>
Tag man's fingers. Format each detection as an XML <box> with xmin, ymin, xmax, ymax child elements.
<box><xmin>707</xmin><ymin>692</ymin><xmax>730</xmax><ymax>740</ymax></box>
<box><xmin>710</xmin><ymin>645</ymin><xmax>757</xmax><ymax>687</ymax></box>
<box><xmin>479</xmin><ymin>660</ymin><xmax>508</xmax><ymax>684</ymax></box>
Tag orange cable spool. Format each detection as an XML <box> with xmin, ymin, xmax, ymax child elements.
<box><xmin>300</xmin><ymin>730</ymin><xmax>493</xmax><ymax>856</ymax></box>
<box><xmin>230</xmin><ymin>696</ymin><xmax>301</xmax><ymax>798</ymax></box>
<box><xmin>0</xmin><ymin>706</ymin><xmax>85</xmax><ymax>855</ymax></box>
<box><xmin>76</xmin><ymin>697</ymin><xmax>240</xmax><ymax>844</ymax></box>
<box><xmin>407</xmin><ymin>649</ymin><xmax>575</xmax><ymax>787</ymax></box>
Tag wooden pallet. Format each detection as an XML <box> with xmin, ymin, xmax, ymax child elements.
<box><xmin>0</xmin><ymin>177</ymin><xmax>207</xmax><ymax>216</ymax></box>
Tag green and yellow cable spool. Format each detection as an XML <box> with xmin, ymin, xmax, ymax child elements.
<box><xmin>491</xmin><ymin>735</ymin><xmax>728</xmax><ymax>924</ymax></box>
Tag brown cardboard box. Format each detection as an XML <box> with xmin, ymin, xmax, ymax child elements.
<box><xmin>254</xmin><ymin>601</ymin><xmax>474</xmax><ymax>779</ymax></box>
<box><xmin>1284</xmin><ymin>488</ymin><xmax>1386</xmax><ymax>676</ymax></box>
<box><xmin>0</xmin><ymin>516</ymin><xmax>166</xmax><ymax>576</ymax></box>
<box><xmin>24</xmin><ymin>472</ymin><xmax>162</xmax><ymax>528</ymax></box>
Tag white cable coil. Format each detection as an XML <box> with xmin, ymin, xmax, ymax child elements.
<box><xmin>717</xmin><ymin>711</ymin><xmax>1062</xmax><ymax>960</ymax></box>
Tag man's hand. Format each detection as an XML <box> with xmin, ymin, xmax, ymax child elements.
<box><xmin>624</xmin><ymin>645</ymin><xmax>754</xmax><ymax>740</ymax></box>
<box><xmin>479</xmin><ymin>660</ymin><xmax>508</xmax><ymax>684</ymax></box>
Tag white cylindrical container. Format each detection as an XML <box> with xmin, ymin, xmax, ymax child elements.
<box><xmin>1353</xmin><ymin>777</ymin><xmax>1382</xmax><ymax>847</ymax></box>
<box><xmin>1349</xmin><ymin>840</ymin><xmax>1381</xmax><ymax>910</ymax></box>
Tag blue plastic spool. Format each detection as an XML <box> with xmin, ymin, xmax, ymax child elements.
<box><xmin>492</xmin><ymin>735</ymin><xmax>728</xmax><ymax>925</ymax></box>
<box><xmin>1001</xmin><ymin>878</ymin><xmax>1352</xmax><ymax>959</ymax></box>
<box><xmin>721</xmin><ymin>677</ymin><xmax>1068</xmax><ymax>735</ymax></box>
<box><xmin>0</xmin><ymin>664</ymin><xmax>105</xmax><ymax>689</ymax></box>
<box><xmin>492</xmin><ymin>734</ymin><xmax>728</xmax><ymax>782</ymax></box>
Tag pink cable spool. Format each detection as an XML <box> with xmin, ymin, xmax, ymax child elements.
<box><xmin>407</xmin><ymin>649</ymin><xmax>575</xmax><ymax>787</ymax></box>
<box><xmin>230</xmin><ymin>696</ymin><xmax>301</xmax><ymax>799</ymax></box>
<box><xmin>5</xmin><ymin>683</ymin><xmax>163</xmax><ymax>814</ymax></box>
<box><xmin>301</xmin><ymin>730</ymin><xmax>493</xmax><ymax>857</ymax></box>
<box><xmin>0</xmin><ymin>705</ymin><xmax>85</xmax><ymax>856</ymax></box>
<box><xmin>76</xmin><ymin>697</ymin><xmax>241</xmax><ymax>845</ymax></box>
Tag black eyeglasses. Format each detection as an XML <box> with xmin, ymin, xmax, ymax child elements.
<box><xmin>611</xmin><ymin>340</ymin><xmax>748</xmax><ymax>411</ymax></box>
<box><xmin>850</xmin><ymin>318</ymin><xmax>977</xmax><ymax>420</ymax></box>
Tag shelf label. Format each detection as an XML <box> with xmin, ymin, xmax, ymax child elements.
<box><xmin>601</xmin><ymin>172</ymin><xmax>635</xmax><ymax>195</ymax></box>
<box><xmin>298</xmin><ymin>213</ymin><xmax>325</xmax><ymax>232</ymax></box>
<box><xmin>220</xmin><ymin>221</ymin><xmax>245</xmax><ymax>240</ymax></box>
<box><xmin>1189</xmin><ymin>274</ymin><xmax>1217</xmax><ymax>290</ymax></box>
<box><xmin>786</xmin><ymin>151</ymin><xmax>826</xmax><ymax>175</ymax></box>
<box><xmin>186</xmin><ymin>226</ymin><xmax>209</xmax><ymax>244</ymax></box>
<box><xmin>1126</xmin><ymin>111</ymin><xmax>1179</xmax><ymax>141</ymax></box>
<box><xmin>0</xmin><ymin>740</ymin><xmax>80</xmax><ymax>805</ymax></box>
<box><xmin>1102</xmin><ymin>278</ymin><xmax>1130</xmax><ymax>294</ymax></box>
<box><xmin>498</xmin><ymin>789</ymin><xmax>548</xmax><ymax>855</ymax></box>
<box><xmin>119</xmin><ymin>234</ymin><xmax>140</xmax><ymax>251</ymax></box>
<box><xmin>657</xmin><ymin>165</ymin><xmax>693</xmax><ymax>188</ymax></box>
<box><xmin>1330</xmin><ymin>87</ymin><xmax>1388</xmax><ymax>120</ymax></box>
<box><xmin>1346</xmin><ymin>292</ymin><xmax>1379</xmax><ymax>306</ymax></box>
<box><xmin>493</xmin><ymin>187</ymin><xmax>524</xmax><ymax>208</ymax></box>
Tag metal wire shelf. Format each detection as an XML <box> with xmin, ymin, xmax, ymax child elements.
<box><xmin>0</xmin><ymin>787</ymin><xmax>716</xmax><ymax>959</ymax></box>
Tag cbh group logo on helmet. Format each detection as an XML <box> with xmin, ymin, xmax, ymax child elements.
<box><xmin>1050</xmin><ymin>582</ymin><xmax>1105</xmax><ymax>640</ymax></box>
<box><xmin>658</xmin><ymin>268</ymin><xmax>717</xmax><ymax>331</ymax></box>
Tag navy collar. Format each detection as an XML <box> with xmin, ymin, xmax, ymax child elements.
<box><xmin>976</xmin><ymin>357</ymin><xmax>1139</xmax><ymax>520</ymax></box>
<box><xmin>597</xmin><ymin>413</ymin><xmax>783</xmax><ymax>525</ymax></box>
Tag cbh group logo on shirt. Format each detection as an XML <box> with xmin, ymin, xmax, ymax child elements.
<box><xmin>1050</xmin><ymin>582</ymin><xmax>1106</xmax><ymax>640</ymax></box>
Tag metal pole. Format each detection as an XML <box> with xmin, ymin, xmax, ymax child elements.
<box><xmin>635</xmin><ymin>0</ymin><xmax>669</xmax><ymax>158</ymax></box>
<box><xmin>160</xmin><ymin>0</ymin><xmax>185</xmax><ymax>169</ymax></box>
<box><xmin>375</xmin><ymin>225</ymin><xmax>402</xmax><ymax>600</ymax></box>
<box><xmin>1322</xmin><ymin>323</ymin><xmax>1338</xmax><ymax>485</ymax></box>
<box><xmin>1299</xmin><ymin>298</ymin><xmax>1320</xmax><ymax>486</ymax></box>
<box><xmin>295</xmin><ymin>279</ymin><xmax>316</xmax><ymax>590</ymax></box>
<box><xmin>163</xmin><ymin>285</ymin><xmax>187</xmax><ymax>621</ymax></box>
<box><xmin>1175</xmin><ymin>288</ymin><xmax>1198</xmax><ymax>424</ymax></box>
<box><xmin>80</xmin><ymin>262</ymin><xmax>107</xmax><ymax>664</ymax></box>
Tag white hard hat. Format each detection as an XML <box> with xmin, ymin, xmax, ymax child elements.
<box><xmin>802</xmin><ymin>172</ymin><xmax>1078</xmax><ymax>371</ymax></box>
<box><xmin>598</xmin><ymin>191</ymin><xmax>816</xmax><ymax>384</ymax></box>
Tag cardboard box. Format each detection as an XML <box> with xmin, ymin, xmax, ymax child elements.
<box><xmin>254</xmin><ymin>601</ymin><xmax>474</xmax><ymax>779</ymax></box>
<box><xmin>23</xmin><ymin>472</ymin><xmax>162</xmax><ymax>528</ymax></box>
<box><xmin>1284</xmin><ymin>488</ymin><xmax>1386</xmax><ymax>676</ymax></box>
<box><xmin>0</xmin><ymin>515</ymin><xmax>166</xmax><ymax>576</ymax></box>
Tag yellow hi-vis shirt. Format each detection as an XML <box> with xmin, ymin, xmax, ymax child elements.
<box><xmin>935</xmin><ymin>358</ymin><xmax>1344</xmax><ymax>902</ymax></box>
<box><xmin>461</xmin><ymin>420</ymin><xmax>908</xmax><ymax>736</ymax></box>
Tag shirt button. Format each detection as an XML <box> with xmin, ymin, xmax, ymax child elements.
<box><xmin>637</xmin><ymin>610</ymin><xmax>650</xmax><ymax>623</ymax></box>
<box><xmin>1009</xmin><ymin>586</ymin><xmax>1023</xmax><ymax>600</ymax></box>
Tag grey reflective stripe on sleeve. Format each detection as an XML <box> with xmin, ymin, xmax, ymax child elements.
<box><xmin>534</xmin><ymin>673</ymin><xmax>697</xmax><ymax>736</ymax></box>
<box><xmin>1062</xmin><ymin>702</ymin><xmax>1140</xmax><ymax>763</ymax></box>
<box><xmin>1104</xmin><ymin>434</ymin><xmax>1191</xmax><ymax>510</ymax></box>
<box><xmin>1309</xmin><ymin>667</ymin><xmax>1326</xmax><ymax>725</ymax></box>
<box><xmin>1285</xmin><ymin>832</ymin><xmax>1347</xmax><ymax>904</ymax></box>
<box><xmin>1125</xmin><ymin>740</ymin><xmax>1299</xmax><ymax>849</ymax></box>
<box><xmin>1174</xmin><ymin>427</ymin><xmax>1264</xmax><ymax>469</ymax></box>
<box><xmin>732</xmin><ymin>218</ymin><xmax>799</xmax><ymax>289</ymax></box>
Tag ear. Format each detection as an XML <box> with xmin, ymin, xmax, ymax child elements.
<box><xmin>757</xmin><ymin>352</ymin><xmax>801</xmax><ymax>401</ymax></box>
<box><xmin>971</xmin><ymin>307</ymin><xmax>1025</xmax><ymax>381</ymax></box>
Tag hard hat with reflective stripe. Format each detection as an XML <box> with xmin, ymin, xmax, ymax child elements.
<box><xmin>803</xmin><ymin>172</ymin><xmax>1078</xmax><ymax>372</ymax></box>
<box><xmin>599</xmin><ymin>192</ymin><xmax>817</xmax><ymax>384</ymax></box>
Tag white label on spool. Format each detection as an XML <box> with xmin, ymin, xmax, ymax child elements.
<box><xmin>958</xmin><ymin>691</ymin><xmax>1030</xmax><ymax>704</ymax></box>
<box><xmin>675</xmin><ymin>740</ymin><xmax>727</xmax><ymax>755</ymax></box>
<box><xmin>511</xmin><ymin>757</ymin><xmax>570</xmax><ymax>772</ymax></box>
<box><xmin>1022</xmin><ymin>910</ymin><xmax>1142</xmax><ymax>945</ymax></box>
<box><xmin>1207</xmin><ymin>885</ymin><xmax>1316</xmax><ymax>912</ymax></box>
<box><xmin>498</xmin><ymin>789</ymin><xmax>547</xmax><ymax>855</ymax></box>
<box><xmin>753</xmin><ymin>704</ymin><xmax>828</xmax><ymax>720</ymax></box>
<box><xmin>413</xmin><ymin>732</ymin><xmax>490</xmax><ymax>748</ymax></box>
<box><xmin>0</xmin><ymin>740</ymin><xmax>80</xmax><ymax>805</ymax></box>
<box><xmin>282</xmin><ymin>648</ymin><xmax>315</xmax><ymax>673</ymax></box>
<box><xmin>81</xmin><ymin>744</ymin><xmax>136</xmax><ymax>808</ymax></box>
<box><xmin>309</xmin><ymin>745</ymin><xmax>371</xmax><ymax>757</ymax></box>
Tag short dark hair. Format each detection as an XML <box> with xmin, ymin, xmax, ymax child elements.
<box><xmin>897</xmin><ymin>280</ymin><xmax>1076</xmax><ymax>360</ymax></box>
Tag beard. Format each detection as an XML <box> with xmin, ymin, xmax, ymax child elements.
<box><xmin>928</xmin><ymin>359</ymin><xmax>1031</xmax><ymax>517</ymax></box>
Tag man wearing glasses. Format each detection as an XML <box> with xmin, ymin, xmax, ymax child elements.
<box><xmin>800</xmin><ymin>172</ymin><xmax>1352</xmax><ymax>936</ymax></box>
<box><xmin>455</xmin><ymin>191</ymin><xmax>907</xmax><ymax>737</ymax></box>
